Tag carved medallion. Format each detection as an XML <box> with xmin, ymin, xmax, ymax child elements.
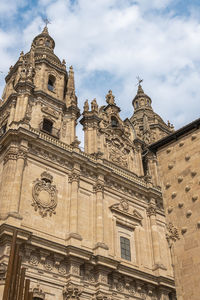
<box><xmin>29</xmin><ymin>254</ymin><xmax>39</xmax><ymax>266</ymax></box>
<box><xmin>44</xmin><ymin>259</ymin><xmax>53</xmax><ymax>271</ymax></box>
<box><xmin>32</xmin><ymin>172</ymin><xmax>57</xmax><ymax>217</ymax></box>
<box><xmin>59</xmin><ymin>264</ymin><xmax>67</xmax><ymax>275</ymax></box>
<box><xmin>120</xmin><ymin>199</ymin><xmax>129</xmax><ymax>211</ymax></box>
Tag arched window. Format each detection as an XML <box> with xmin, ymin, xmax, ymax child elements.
<box><xmin>111</xmin><ymin>116</ymin><xmax>118</xmax><ymax>128</ymax></box>
<box><xmin>48</xmin><ymin>75</ymin><xmax>55</xmax><ymax>92</ymax></box>
<box><xmin>45</xmin><ymin>39</ymin><xmax>50</xmax><ymax>47</ymax></box>
<box><xmin>42</xmin><ymin>118</ymin><xmax>53</xmax><ymax>134</ymax></box>
<box><xmin>135</xmin><ymin>101</ymin><xmax>139</xmax><ymax>109</ymax></box>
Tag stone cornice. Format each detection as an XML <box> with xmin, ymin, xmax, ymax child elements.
<box><xmin>0</xmin><ymin>126</ymin><xmax>163</xmax><ymax>210</ymax></box>
<box><xmin>0</xmin><ymin>93</ymin><xmax>17</xmax><ymax>112</ymax></box>
<box><xmin>0</xmin><ymin>223</ymin><xmax>175</xmax><ymax>290</ymax></box>
<box><xmin>34</xmin><ymin>90</ymin><xmax>66</xmax><ymax>109</ymax></box>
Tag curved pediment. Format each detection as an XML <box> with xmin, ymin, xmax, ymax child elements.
<box><xmin>110</xmin><ymin>199</ymin><xmax>143</xmax><ymax>226</ymax></box>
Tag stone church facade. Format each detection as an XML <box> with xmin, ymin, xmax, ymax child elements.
<box><xmin>0</xmin><ymin>27</ymin><xmax>176</xmax><ymax>300</ymax></box>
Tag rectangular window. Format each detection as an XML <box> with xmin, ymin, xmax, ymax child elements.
<box><xmin>120</xmin><ymin>236</ymin><xmax>131</xmax><ymax>261</ymax></box>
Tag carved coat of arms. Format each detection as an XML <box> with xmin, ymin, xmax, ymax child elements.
<box><xmin>32</xmin><ymin>172</ymin><xmax>57</xmax><ymax>217</ymax></box>
<box><xmin>106</xmin><ymin>138</ymin><xmax>128</xmax><ymax>168</ymax></box>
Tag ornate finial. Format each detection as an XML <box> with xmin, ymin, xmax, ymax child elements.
<box><xmin>62</xmin><ymin>59</ymin><xmax>66</xmax><ymax>65</ymax></box>
<box><xmin>84</xmin><ymin>99</ymin><xmax>89</xmax><ymax>112</ymax></box>
<box><xmin>106</xmin><ymin>90</ymin><xmax>115</xmax><ymax>105</ymax></box>
<box><xmin>91</xmin><ymin>98</ymin><xmax>98</xmax><ymax>112</ymax></box>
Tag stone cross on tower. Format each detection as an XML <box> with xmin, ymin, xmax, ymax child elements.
<box><xmin>43</xmin><ymin>17</ymin><xmax>51</xmax><ymax>27</ymax></box>
<box><xmin>136</xmin><ymin>76</ymin><xmax>143</xmax><ymax>86</ymax></box>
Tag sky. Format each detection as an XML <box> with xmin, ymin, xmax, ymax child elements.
<box><xmin>0</xmin><ymin>0</ymin><xmax>200</xmax><ymax>134</ymax></box>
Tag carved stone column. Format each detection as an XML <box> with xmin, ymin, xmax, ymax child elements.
<box><xmin>146</xmin><ymin>199</ymin><xmax>162</xmax><ymax>270</ymax></box>
<box><xmin>93</xmin><ymin>176</ymin><xmax>108</xmax><ymax>250</ymax></box>
<box><xmin>68</xmin><ymin>166</ymin><xmax>82</xmax><ymax>241</ymax></box>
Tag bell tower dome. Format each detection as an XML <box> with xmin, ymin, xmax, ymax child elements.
<box><xmin>130</xmin><ymin>83</ymin><xmax>174</xmax><ymax>144</ymax></box>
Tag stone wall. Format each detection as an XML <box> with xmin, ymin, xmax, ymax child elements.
<box><xmin>155</xmin><ymin>125</ymin><xmax>200</xmax><ymax>300</ymax></box>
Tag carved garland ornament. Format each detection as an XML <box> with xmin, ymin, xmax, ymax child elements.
<box><xmin>32</xmin><ymin>172</ymin><xmax>58</xmax><ymax>217</ymax></box>
<box><xmin>166</xmin><ymin>222</ymin><xmax>180</xmax><ymax>245</ymax></box>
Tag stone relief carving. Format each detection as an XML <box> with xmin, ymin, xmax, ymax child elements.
<box><xmin>44</xmin><ymin>259</ymin><xmax>53</xmax><ymax>271</ymax></box>
<box><xmin>120</xmin><ymin>199</ymin><xmax>129</xmax><ymax>211</ymax></box>
<box><xmin>41</xmin><ymin>105</ymin><xmax>59</xmax><ymax>119</ymax></box>
<box><xmin>63</xmin><ymin>282</ymin><xmax>83</xmax><ymax>300</ymax></box>
<box><xmin>166</xmin><ymin>222</ymin><xmax>180</xmax><ymax>246</ymax></box>
<box><xmin>29</xmin><ymin>253</ymin><xmax>39</xmax><ymax>266</ymax></box>
<box><xmin>68</xmin><ymin>172</ymin><xmax>80</xmax><ymax>183</ymax></box>
<box><xmin>58</xmin><ymin>263</ymin><xmax>67</xmax><ymax>275</ymax></box>
<box><xmin>32</xmin><ymin>171</ymin><xmax>58</xmax><ymax>217</ymax></box>
<box><xmin>106</xmin><ymin>138</ymin><xmax>128</xmax><ymax>168</ymax></box>
<box><xmin>33</xmin><ymin>283</ymin><xmax>45</xmax><ymax>300</ymax></box>
<box><xmin>93</xmin><ymin>181</ymin><xmax>104</xmax><ymax>193</ymax></box>
<box><xmin>146</xmin><ymin>204</ymin><xmax>157</xmax><ymax>217</ymax></box>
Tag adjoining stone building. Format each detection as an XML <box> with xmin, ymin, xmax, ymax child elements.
<box><xmin>0</xmin><ymin>27</ymin><xmax>176</xmax><ymax>300</ymax></box>
<box><xmin>150</xmin><ymin>118</ymin><xmax>200</xmax><ymax>300</ymax></box>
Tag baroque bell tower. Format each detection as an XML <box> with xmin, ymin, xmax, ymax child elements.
<box><xmin>1</xmin><ymin>25</ymin><xmax>79</xmax><ymax>145</ymax></box>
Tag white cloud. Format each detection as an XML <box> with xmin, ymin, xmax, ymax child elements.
<box><xmin>0</xmin><ymin>0</ymin><xmax>200</xmax><ymax>130</ymax></box>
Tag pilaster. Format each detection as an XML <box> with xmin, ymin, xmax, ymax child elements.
<box><xmin>67</xmin><ymin>164</ymin><xmax>82</xmax><ymax>244</ymax></box>
<box><xmin>93</xmin><ymin>175</ymin><xmax>108</xmax><ymax>253</ymax></box>
<box><xmin>146</xmin><ymin>199</ymin><xmax>165</xmax><ymax>272</ymax></box>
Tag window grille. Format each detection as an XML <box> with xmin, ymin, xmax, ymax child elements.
<box><xmin>120</xmin><ymin>236</ymin><xmax>131</xmax><ymax>261</ymax></box>
<box><xmin>42</xmin><ymin>119</ymin><xmax>53</xmax><ymax>134</ymax></box>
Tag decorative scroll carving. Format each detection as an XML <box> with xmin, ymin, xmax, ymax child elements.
<box><xmin>93</xmin><ymin>181</ymin><xmax>104</xmax><ymax>192</ymax></box>
<box><xmin>3</xmin><ymin>148</ymin><xmax>18</xmax><ymax>164</ymax></box>
<box><xmin>44</xmin><ymin>259</ymin><xmax>53</xmax><ymax>271</ymax></box>
<box><xmin>32</xmin><ymin>171</ymin><xmax>57</xmax><ymax>217</ymax></box>
<box><xmin>146</xmin><ymin>203</ymin><xmax>156</xmax><ymax>217</ymax></box>
<box><xmin>95</xmin><ymin>291</ymin><xmax>108</xmax><ymax>300</ymax></box>
<box><xmin>166</xmin><ymin>222</ymin><xmax>180</xmax><ymax>246</ymax></box>
<box><xmin>58</xmin><ymin>263</ymin><xmax>67</xmax><ymax>275</ymax></box>
<box><xmin>68</xmin><ymin>172</ymin><xmax>80</xmax><ymax>183</ymax></box>
<box><xmin>29</xmin><ymin>254</ymin><xmax>39</xmax><ymax>266</ymax></box>
<box><xmin>63</xmin><ymin>282</ymin><xmax>83</xmax><ymax>300</ymax></box>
